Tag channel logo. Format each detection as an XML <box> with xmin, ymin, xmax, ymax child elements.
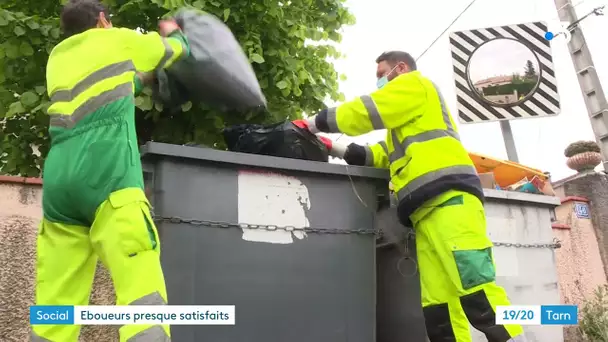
<box><xmin>544</xmin><ymin>21</ymin><xmax>572</xmax><ymax>43</ymax></box>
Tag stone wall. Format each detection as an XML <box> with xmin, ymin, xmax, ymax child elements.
<box><xmin>0</xmin><ymin>177</ymin><xmax>118</xmax><ymax>342</ymax></box>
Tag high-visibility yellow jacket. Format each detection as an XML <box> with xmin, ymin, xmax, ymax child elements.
<box><xmin>310</xmin><ymin>70</ymin><xmax>484</xmax><ymax>224</ymax></box>
<box><xmin>46</xmin><ymin>27</ymin><xmax>188</xmax><ymax>131</ymax></box>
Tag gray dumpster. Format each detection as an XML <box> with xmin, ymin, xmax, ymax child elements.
<box><xmin>140</xmin><ymin>142</ymin><xmax>389</xmax><ymax>342</ymax></box>
<box><xmin>375</xmin><ymin>205</ymin><xmax>428</xmax><ymax>342</ymax></box>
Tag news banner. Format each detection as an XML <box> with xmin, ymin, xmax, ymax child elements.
<box><xmin>30</xmin><ymin>305</ymin><xmax>577</xmax><ymax>326</ymax></box>
<box><xmin>30</xmin><ymin>305</ymin><xmax>235</xmax><ymax>325</ymax></box>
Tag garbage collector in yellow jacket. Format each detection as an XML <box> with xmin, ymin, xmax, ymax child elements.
<box><xmin>31</xmin><ymin>1</ymin><xmax>190</xmax><ymax>341</ymax></box>
<box><xmin>294</xmin><ymin>51</ymin><xmax>526</xmax><ymax>342</ymax></box>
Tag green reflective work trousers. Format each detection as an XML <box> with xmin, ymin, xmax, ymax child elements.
<box><xmin>31</xmin><ymin>113</ymin><xmax>170</xmax><ymax>342</ymax></box>
<box><xmin>415</xmin><ymin>192</ymin><xmax>525</xmax><ymax>342</ymax></box>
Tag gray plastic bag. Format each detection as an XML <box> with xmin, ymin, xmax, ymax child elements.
<box><xmin>154</xmin><ymin>9</ymin><xmax>267</xmax><ymax>111</ymax></box>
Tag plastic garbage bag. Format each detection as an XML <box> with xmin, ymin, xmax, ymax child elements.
<box><xmin>223</xmin><ymin>121</ymin><xmax>329</xmax><ymax>162</ymax></box>
<box><xmin>152</xmin><ymin>8</ymin><xmax>267</xmax><ymax>111</ymax></box>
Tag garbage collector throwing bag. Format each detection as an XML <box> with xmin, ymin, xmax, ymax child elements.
<box><xmin>32</xmin><ymin>0</ymin><xmax>190</xmax><ymax>341</ymax></box>
<box><xmin>152</xmin><ymin>8</ymin><xmax>267</xmax><ymax>111</ymax></box>
<box><xmin>293</xmin><ymin>51</ymin><xmax>527</xmax><ymax>342</ymax></box>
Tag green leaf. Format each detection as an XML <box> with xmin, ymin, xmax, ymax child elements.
<box><xmin>4</xmin><ymin>43</ymin><xmax>18</xmax><ymax>59</ymax></box>
<box><xmin>26</xmin><ymin>20</ymin><xmax>40</xmax><ymax>30</ymax></box>
<box><xmin>50</xmin><ymin>28</ymin><xmax>60</xmax><ymax>39</ymax></box>
<box><xmin>13</xmin><ymin>26</ymin><xmax>26</xmax><ymax>36</ymax></box>
<box><xmin>154</xmin><ymin>102</ymin><xmax>164</xmax><ymax>112</ymax></box>
<box><xmin>20</xmin><ymin>42</ymin><xmax>34</xmax><ymax>56</ymax></box>
<box><xmin>35</xmin><ymin>86</ymin><xmax>46</xmax><ymax>95</ymax></box>
<box><xmin>192</xmin><ymin>0</ymin><xmax>205</xmax><ymax>8</ymax></box>
<box><xmin>339</xmin><ymin>74</ymin><xmax>347</xmax><ymax>81</ymax></box>
<box><xmin>251</xmin><ymin>53</ymin><xmax>264</xmax><ymax>64</ymax></box>
<box><xmin>134</xmin><ymin>96</ymin><xmax>144</xmax><ymax>106</ymax></box>
<box><xmin>223</xmin><ymin>8</ymin><xmax>230</xmax><ymax>21</ymax></box>
<box><xmin>0</xmin><ymin>17</ymin><xmax>8</xmax><ymax>27</ymax></box>
<box><xmin>181</xmin><ymin>101</ymin><xmax>193</xmax><ymax>112</ymax></box>
<box><xmin>276</xmin><ymin>80</ymin><xmax>288</xmax><ymax>89</ymax></box>
<box><xmin>20</xmin><ymin>91</ymin><xmax>39</xmax><ymax>107</ymax></box>
<box><xmin>140</xmin><ymin>96</ymin><xmax>153</xmax><ymax>111</ymax></box>
<box><xmin>6</xmin><ymin>101</ymin><xmax>25</xmax><ymax>118</ymax></box>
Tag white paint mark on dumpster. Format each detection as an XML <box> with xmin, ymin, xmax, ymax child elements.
<box><xmin>237</xmin><ymin>170</ymin><xmax>310</xmax><ymax>244</ymax></box>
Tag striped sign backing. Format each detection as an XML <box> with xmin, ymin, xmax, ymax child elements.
<box><xmin>449</xmin><ymin>21</ymin><xmax>561</xmax><ymax>124</ymax></box>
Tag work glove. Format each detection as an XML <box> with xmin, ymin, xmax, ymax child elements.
<box><xmin>292</xmin><ymin>120</ymin><xmax>331</xmax><ymax>150</ymax></box>
<box><xmin>159</xmin><ymin>19</ymin><xmax>181</xmax><ymax>37</ymax></box>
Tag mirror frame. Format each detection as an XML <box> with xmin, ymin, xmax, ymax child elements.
<box><xmin>465</xmin><ymin>37</ymin><xmax>542</xmax><ymax>109</ymax></box>
<box><xmin>449</xmin><ymin>21</ymin><xmax>561</xmax><ymax>124</ymax></box>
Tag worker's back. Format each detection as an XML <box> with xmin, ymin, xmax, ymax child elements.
<box><xmin>43</xmin><ymin>27</ymin><xmax>148</xmax><ymax>226</ymax></box>
<box><xmin>387</xmin><ymin>71</ymin><xmax>482</xmax><ymax>225</ymax></box>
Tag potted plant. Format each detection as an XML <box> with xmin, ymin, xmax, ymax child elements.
<box><xmin>564</xmin><ymin>140</ymin><xmax>602</xmax><ymax>172</ymax></box>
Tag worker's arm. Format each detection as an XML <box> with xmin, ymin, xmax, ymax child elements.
<box><xmin>120</xmin><ymin>26</ymin><xmax>190</xmax><ymax>73</ymax></box>
<box><xmin>331</xmin><ymin>141</ymin><xmax>390</xmax><ymax>168</ymax></box>
<box><xmin>306</xmin><ymin>73</ymin><xmax>427</xmax><ymax>136</ymax></box>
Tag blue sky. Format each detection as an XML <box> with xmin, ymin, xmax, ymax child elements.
<box><xmin>323</xmin><ymin>0</ymin><xmax>606</xmax><ymax>181</ymax></box>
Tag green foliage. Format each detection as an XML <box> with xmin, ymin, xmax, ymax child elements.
<box><xmin>524</xmin><ymin>59</ymin><xmax>537</xmax><ymax>78</ymax></box>
<box><xmin>0</xmin><ymin>0</ymin><xmax>355</xmax><ymax>177</ymax></box>
<box><xmin>482</xmin><ymin>80</ymin><xmax>536</xmax><ymax>97</ymax></box>
<box><xmin>565</xmin><ymin>140</ymin><xmax>601</xmax><ymax>157</ymax></box>
<box><xmin>579</xmin><ymin>284</ymin><xmax>608</xmax><ymax>341</ymax></box>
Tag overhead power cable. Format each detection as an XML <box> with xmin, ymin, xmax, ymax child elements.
<box><xmin>334</xmin><ymin>0</ymin><xmax>479</xmax><ymax>143</ymax></box>
<box><xmin>415</xmin><ymin>0</ymin><xmax>480</xmax><ymax>61</ymax></box>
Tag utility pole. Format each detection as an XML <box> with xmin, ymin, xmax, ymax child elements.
<box><xmin>553</xmin><ymin>0</ymin><xmax>608</xmax><ymax>171</ymax></box>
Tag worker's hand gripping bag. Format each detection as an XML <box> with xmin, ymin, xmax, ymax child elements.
<box><xmin>153</xmin><ymin>8</ymin><xmax>267</xmax><ymax>111</ymax></box>
<box><xmin>223</xmin><ymin>121</ymin><xmax>330</xmax><ymax>162</ymax></box>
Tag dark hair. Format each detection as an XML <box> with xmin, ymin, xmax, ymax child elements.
<box><xmin>375</xmin><ymin>51</ymin><xmax>417</xmax><ymax>71</ymax></box>
<box><xmin>61</xmin><ymin>0</ymin><xmax>109</xmax><ymax>37</ymax></box>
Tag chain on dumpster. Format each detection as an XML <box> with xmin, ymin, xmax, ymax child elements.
<box><xmin>152</xmin><ymin>215</ymin><xmax>380</xmax><ymax>236</ymax></box>
<box><xmin>401</xmin><ymin>233</ymin><xmax>562</xmax><ymax>250</ymax></box>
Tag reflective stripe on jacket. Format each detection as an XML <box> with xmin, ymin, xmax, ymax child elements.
<box><xmin>46</xmin><ymin>28</ymin><xmax>187</xmax><ymax>129</ymax></box>
<box><xmin>314</xmin><ymin>70</ymin><xmax>484</xmax><ymax>224</ymax></box>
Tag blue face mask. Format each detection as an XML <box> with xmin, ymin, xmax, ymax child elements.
<box><xmin>376</xmin><ymin>76</ymin><xmax>389</xmax><ymax>89</ymax></box>
<box><xmin>376</xmin><ymin>65</ymin><xmax>399</xmax><ymax>89</ymax></box>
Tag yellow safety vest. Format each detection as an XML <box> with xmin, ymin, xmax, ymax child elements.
<box><xmin>316</xmin><ymin>70</ymin><xmax>483</xmax><ymax>223</ymax></box>
<box><xmin>46</xmin><ymin>27</ymin><xmax>185</xmax><ymax>129</ymax></box>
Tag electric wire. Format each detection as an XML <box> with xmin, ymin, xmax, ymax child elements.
<box><xmin>335</xmin><ymin>0</ymin><xmax>480</xmax><ymax>144</ymax></box>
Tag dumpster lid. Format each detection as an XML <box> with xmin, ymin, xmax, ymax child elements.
<box><xmin>140</xmin><ymin>142</ymin><xmax>390</xmax><ymax>180</ymax></box>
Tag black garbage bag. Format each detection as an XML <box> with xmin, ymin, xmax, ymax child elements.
<box><xmin>152</xmin><ymin>8</ymin><xmax>267</xmax><ymax>112</ymax></box>
<box><xmin>223</xmin><ymin>121</ymin><xmax>329</xmax><ymax>162</ymax></box>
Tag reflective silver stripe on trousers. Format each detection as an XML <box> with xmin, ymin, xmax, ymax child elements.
<box><xmin>49</xmin><ymin>82</ymin><xmax>133</xmax><ymax>128</ymax></box>
<box><xmin>326</xmin><ymin>107</ymin><xmax>340</xmax><ymax>132</ymax></box>
<box><xmin>388</xmin><ymin>83</ymin><xmax>460</xmax><ymax>163</ymax></box>
<box><xmin>30</xmin><ymin>332</ymin><xmax>52</xmax><ymax>342</ymax></box>
<box><xmin>49</xmin><ymin>61</ymin><xmax>136</xmax><ymax>103</ymax></box>
<box><xmin>129</xmin><ymin>291</ymin><xmax>167</xmax><ymax>305</ymax></box>
<box><xmin>396</xmin><ymin>165</ymin><xmax>478</xmax><ymax>201</ymax></box>
<box><xmin>156</xmin><ymin>38</ymin><xmax>175</xmax><ymax>71</ymax></box>
<box><xmin>127</xmin><ymin>325</ymin><xmax>170</xmax><ymax>342</ymax></box>
<box><xmin>360</xmin><ymin>95</ymin><xmax>384</xmax><ymax>129</ymax></box>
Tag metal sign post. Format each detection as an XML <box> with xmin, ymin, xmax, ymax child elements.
<box><xmin>449</xmin><ymin>22</ymin><xmax>561</xmax><ymax>163</ymax></box>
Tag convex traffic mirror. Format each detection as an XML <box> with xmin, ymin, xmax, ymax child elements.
<box><xmin>467</xmin><ymin>39</ymin><xmax>541</xmax><ymax>107</ymax></box>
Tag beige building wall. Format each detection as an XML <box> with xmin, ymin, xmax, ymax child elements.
<box><xmin>0</xmin><ymin>177</ymin><xmax>118</xmax><ymax>342</ymax></box>
<box><xmin>552</xmin><ymin>196</ymin><xmax>607</xmax><ymax>308</ymax></box>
